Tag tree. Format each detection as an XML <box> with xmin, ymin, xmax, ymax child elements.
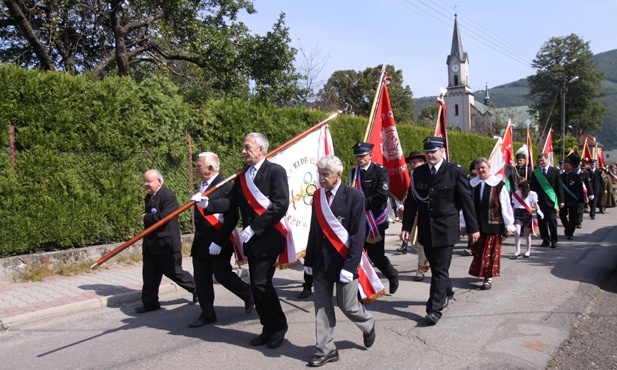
<box><xmin>526</xmin><ymin>34</ymin><xmax>606</xmax><ymax>140</ymax></box>
<box><xmin>315</xmin><ymin>64</ymin><xmax>415</xmax><ymax>124</ymax></box>
<box><xmin>0</xmin><ymin>1</ymin><xmax>303</xmax><ymax>105</ymax></box>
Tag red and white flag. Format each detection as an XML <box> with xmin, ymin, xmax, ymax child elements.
<box><xmin>488</xmin><ymin>120</ymin><xmax>514</xmax><ymax>182</ymax></box>
<box><xmin>598</xmin><ymin>148</ymin><xmax>607</xmax><ymax>169</ymax></box>
<box><xmin>542</xmin><ymin>129</ymin><xmax>555</xmax><ymax>167</ymax></box>
<box><xmin>367</xmin><ymin>80</ymin><xmax>410</xmax><ymax>201</ymax></box>
<box><xmin>435</xmin><ymin>97</ymin><xmax>450</xmax><ymax>161</ymax></box>
<box><xmin>502</xmin><ymin>120</ymin><xmax>514</xmax><ymax>166</ymax></box>
<box><xmin>581</xmin><ymin>138</ymin><xmax>593</xmax><ymax>163</ymax></box>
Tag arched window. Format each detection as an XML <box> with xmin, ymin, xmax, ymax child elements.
<box><xmin>454</xmin><ymin>75</ymin><xmax>459</xmax><ymax>85</ymax></box>
<box><xmin>455</xmin><ymin>104</ymin><xmax>459</xmax><ymax>116</ymax></box>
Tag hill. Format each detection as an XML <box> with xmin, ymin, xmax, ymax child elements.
<box><xmin>413</xmin><ymin>49</ymin><xmax>617</xmax><ymax>149</ymax></box>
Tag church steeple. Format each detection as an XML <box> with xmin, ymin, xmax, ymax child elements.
<box><xmin>484</xmin><ymin>83</ymin><xmax>490</xmax><ymax>106</ymax></box>
<box><xmin>445</xmin><ymin>14</ymin><xmax>474</xmax><ymax>132</ymax></box>
<box><xmin>450</xmin><ymin>14</ymin><xmax>466</xmax><ymax>62</ymax></box>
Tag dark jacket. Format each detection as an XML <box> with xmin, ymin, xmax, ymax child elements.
<box><xmin>530</xmin><ymin>166</ymin><xmax>564</xmax><ymax>209</ymax></box>
<box><xmin>207</xmin><ymin>160</ymin><xmax>289</xmax><ymax>258</ymax></box>
<box><xmin>304</xmin><ymin>183</ymin><xmax>366</xmax><ymax>282</ymax></box>
<box><xmin>142</xmin><ymin>184</ymin><xmax>181</xmax><ymax>255</ymax></box>
<box><xmin>402</xmin><ymin>160</ymin><xmax>478</xmax><ymax>248</ymax></box>
<box><xmin>349</xmin><ymin>161</ymin><xmax>390</xmax><ymax>231</ymax></box>
<box><xmin>561</xmin><ymin>171</ymin><xmax>585</xmax><ymax>206</ymax></box>
<box><xmin>191</xmin><ymin>174</ymin><xmax>239</xmax><ymax>260</ymax></box>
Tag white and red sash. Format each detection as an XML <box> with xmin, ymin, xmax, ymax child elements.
<box><xmin>239</xmin><ymin>170</ymin><xmax>297</xmax><ymax>268</ymax></box>
<box><xmin>196</xmin><ymin>206</ymin><xmax>246</xmax><ymax>266</ymax></box>
<box><xmin>512</xmin><ymin>191</ymin><xmax>538</xmax><ymax>236</ymax></box>
<box><xmin>353</xmin><ymin>168</ymin><xmax>387</xmax><ymax>241</ymax></box>
<box><xmin>314</xmin><ymin>188</ymin><xmax>385</xmax><ymax>302</ymax></box>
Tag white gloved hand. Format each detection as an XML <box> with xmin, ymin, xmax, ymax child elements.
<box><xmin>304</xmin><ymin>266</ymin><xmax>313</xmax><ymax>275</ymax></box>
<box><xmin>537</xmin><ymin>209</ymin><xmax>544</xmax><ymax>219</ymax></box>
<box><xmin>241</xmin><ymin>226</ymin><xmax>255</xmax><ymax>243</ymax></box>
<box><xmin>191</xmin><ymin>192</ymin><xmax>209</xmax><ymax>208</ymax></box>
<box><xmin>589</xmin><ymin>195</ymin><xmax>595</xmax><ymax>201</ymax></box>
<box><xmin>191</xmin><ymin>192</ymin><xmax>204</xmax><ymax>202</ymax></box>
<box><xmin>339</xmin><ymin>269</ymin><xmax>353</xmax><ymax>283</ymax></box>
<box><xmin>208</xmin><ymin>242</ymin><xmax>222</xmax><ymax>255</ymax></box>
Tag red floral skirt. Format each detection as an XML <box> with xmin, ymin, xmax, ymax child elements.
<box><xmin>468</xmin><ymin>234</ymin><xmax>503</xmax><ymax>278</ymax></box>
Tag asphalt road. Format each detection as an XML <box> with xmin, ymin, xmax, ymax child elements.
<box><xmin>1</xmin><ymin>215</ymin><xmax>615</xmax><ymax>369</ymax></box>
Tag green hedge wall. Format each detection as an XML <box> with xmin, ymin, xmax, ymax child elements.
<box><xmin>0</xmin><ymin>64</ymin><xmax>521</xmax><ymax>257</ymax></box>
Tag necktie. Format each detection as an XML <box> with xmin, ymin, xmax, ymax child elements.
<box><xmin>326</xmin><ymin>190</ymin><xmax>332</xmax><ymax>205</ymax></box>
<box><xmin>543</xmin><ymin>167</ymin><xmax>547</xmax><ymax>175</ymax></box>
<box><xmin>200</xmin><ymin>181</ymin><xmax>208</xmax><ymax>193</ymax></box>
<box><xmin>249</xmin><ymin>166</ymin><xmax>256</xmax><ymax>179</ymax></box>
<box><xmin>431</xmin><ymin>166</ymin><xmax>436</xmax><ymax>176</ymax></box>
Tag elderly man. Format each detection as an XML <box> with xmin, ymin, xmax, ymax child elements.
<box><xmin>195</xmin><ymin>133</ymin><xmax>289</xmax><ymax>349</ymax></box>
<box><xmin>189</xmin><ymin>152</ymin><xmax>253</xmax><ymax>328</ymax></box>
<box><xmin>401</xmin><ymin>137</ymin><xmax>479</xmax><ymax>325</ymax></box>
<box><xmin>305</xmin><ymin>155</ymin><xmax>376</xmax><ymax>367</ymax></box>
<box><xmin>136</xmin><ymin>169</ymin><xmax>197</xmax><ymax>313</ymax></box>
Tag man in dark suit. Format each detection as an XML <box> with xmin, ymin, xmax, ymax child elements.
<box><xmin>588</xmin><ymin>159</ymin><xmax>605</xmax><ymax>219</ymax></box>
<box><xmin>136</xmin><ymin>169</ymin><xmax>196</xmax><ymax>313</ymax></box>
<box><xmin>573</xmin><ymin>156</ymin><xmax>592</xmax><ymax>228</ymax></box>
<box><xmin>559</xmin><ymin>157</ymin><xmax>584</xmax><ymax>240</ymax></box>
<box><xmin>197</xmin><ymin>133</ymin><xmax>289</xmax><ymax>349</ymax></box>
<box><xmin>188</xmin><ymin>152</ymin><xmax>253</xmax><ymax>328</ymax></box>
<box><xmin>304</xmin><ymin>155</ymin><xmax>375</xmax><ymax>367</ymax></box>
<box><xmin>350</xmin><ymin>141</ymin><xmax>399</xmax><ymax>294</ymax></box>
<box><xmin>529</xmin><ymin>153</ymin><xmax>564</xmax><ymax>248</ymax></box>
<box><xmin>401</xmin><ymin>137</ymin><xmax>479</xmax><ymax>325</ymax></box>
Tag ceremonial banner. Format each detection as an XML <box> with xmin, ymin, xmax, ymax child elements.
<box><xmin>581</xmin><ymin>138</ymin><xmax>593</xmax><ymax>163</ymax></box>
<box><xmin>488</xmin><ymin>136</ymin><xmax>506</xmax><ymax>181</ymax></box>
<box><xmin>502</xmin><ymin>120</ymin><xmax>514</xmax><ymax>166</ymax></box>
<box><xmin>269</xmin><ymin>125</ymin><xmax>334</xmax><ymax>259</ymax></box>
<box><xmin>542</xmin><ymin>129</ymin><xmax>555</xmax><ymax>167</ymax></box>
<box><xmin>526</xmin><ymin>125</ymin><xmax>535</xmax><ymax>174</ymax></box>
<box><xmin>435</xmin><ymin>97</ymin><xmax>450</xmax><ymax>161</ymax></box>
<box><xmin>366</xmin><ymin>76</ymin><xmax>410</xmax><ymax>201</ymax></box>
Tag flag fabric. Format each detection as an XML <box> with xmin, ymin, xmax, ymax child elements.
<box><xmin>526</xmin><ymin>126</ymin><xmax>535</xmax><ymax>173</ymax></box>
<box><xmin>268</xmin><ymin>126</ymin><xmax>333</xmax><ymax>262</ymax></box>
<box><xmin>488</xmin><ymin>136</ymin><xmax>506</xmax><ymax>182</ymax></box>
<box><xmin>542</xmin><ymin>129</ymin><xmax>555</xmax><ymax>167</ymax></box>
<box><xmin>367</xmin><ymin>81</ymin><xmax>410</xmax><ymax>201</ymax></box>
<box><xmin>597</xmin><ymin>148</ymin><xmax>607</xmax><ymax>168</ymax></box>
<box><xmin>581</xmin><ymin>138</ymin><xmax>593</xmax><ymax>163</ymax></box>
<box><xmin>435</xmin><ymin>97</ymin><xmax>450</xmax><ymax>162</ymax></box>
<box><xmin>502</xmin><ymin>120</ymin><xmax>514</xmax><ymax>166</ymax></box>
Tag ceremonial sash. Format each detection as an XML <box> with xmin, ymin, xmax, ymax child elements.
<box><xmin>533</xmin><ymin>168</ymin><xmax>559</xmax><ymax>211</ymax></box>
<box><xmin>512</xmin><ymin>191</ymin><xmax>538</xmax><ymax>236</ymax></box>
<box><xmin>314</xmin><ymin>188</ymin><xmax>385</xmax><ymax>303</ymax></box>
<box><xmin>196</xmin><ymin>206</ymin><xmax>246</xmax><ymax>266</ymax></box>
<box><xmin>562</xmin><ymin>181</ymin><xmax>578</xmax><ymax>201</ymax></box>
<box><xmin>353</xmin><ymin>167</ymin><xmax>387</xmax><ymax>243</ymax></box>
<box><xmin>238</xmin><ymin>170</ymin><xmax>297</xmax><ymax>268</ymax></box>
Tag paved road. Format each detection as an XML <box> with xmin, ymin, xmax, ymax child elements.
<box><xmin>0</xmin><ymin>212</ymin><xmax>615</xmax><ymax>369</ymax></box>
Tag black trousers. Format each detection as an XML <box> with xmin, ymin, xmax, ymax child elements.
<box><xmin>192</xmin><ymin>251</ymin><xmax>252</xmax><ymax>320</ymax></box>
<box><xmin>247</xmin><ymin>256</ymin><xmax>288</xmax><ymax>333</ymax></box>
<box><xmin>142</xmin><ymin>249</ymin><xmax>196</xmax><ymax>308</ymax></box>
<box><xmin>364</xmin><ymin>236</ymin><xmax>398</xmax><ymax>281</ymax></box>
<box><xmin>423</xmin><ymin>245</ymin><xmax>454</xmax><ymax>318</ymax></box>
<box><xmin>538</xmin><ymin>204</ymin><xmax>558</xmax><ymax>243</ymax></box>
<box><xmin>559</xmin><ymin>205</ymin><xmax>579</xmax><ymax>237</ymax></box>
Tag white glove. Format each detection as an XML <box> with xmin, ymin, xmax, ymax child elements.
<box><xmin>304</xmin><ymin>266</ymin><xmax>313</xmax><ymax>275</ymax></box>
<box><xmin>208</xmin><ymin>242</ymin><xmax>222</xmax><ymax>256</ymax></box>
<box><xmin>339</xmin><ymin>269</ymin><xmax>353</xmax><ymax>283</ymax></box>
<box><xmin>589</xmin><ymin>195</ymin><xmax>595</xmax><ymax>200</ymax></box>
<box><xmin>191</xmin><ymin>192</ymin><xmax>208</xmax><ymax>208</ymax></box>
<box><xmin>537</xmin><ymin>209</ymin><xmax>544</xmax><ymax>219</ymax></box>
<box><xmin>241</xmin><ymin>226</ymin><xmax>255</xmax><ymax>243</ymax></box>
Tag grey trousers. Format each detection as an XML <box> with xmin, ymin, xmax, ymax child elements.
<box><xmin>312</xmin><ymin>269</ymin><xmax>374</xmax><ymax>355</ymax></box>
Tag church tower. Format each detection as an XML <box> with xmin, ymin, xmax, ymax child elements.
<box><xmin>445</xmin><ymin>15</ymin><xmax>474</xmax><ymax>131</ymax></box>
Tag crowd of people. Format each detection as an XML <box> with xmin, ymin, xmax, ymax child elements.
<box><xmin>133</xmin><ymin>132</ymin><xmax>616</xmax><ymax>367</ymax></box>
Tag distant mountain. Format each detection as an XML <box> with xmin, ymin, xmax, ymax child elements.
<box><xmin>413</xmin><ymin>49</ymin><xmax>617</xmax><ymax>149</ymax></box>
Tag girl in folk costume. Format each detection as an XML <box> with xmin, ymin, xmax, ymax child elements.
<box><xmin>510</xmin><ymin>179</ymin><xmax>543</xmax><ymax>259</ymax></box>
<box><xmin>463</xmin><ymin>158</ymin><xmax>516</xmax><ymax>290</ymax></box>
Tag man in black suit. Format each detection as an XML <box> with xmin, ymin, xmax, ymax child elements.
<box><xmin>529</xmin><ymin>153</ymin><xmax>564</xmax><ymax>248</ymax></box>
<box><xmin>588</xmin><ymin>159</ymin><xmax>605</xmax><ymax>219</ymax></box>
<box><xmin>305</xmin><ymin>155</ymin><xmax>375</xmax><ymax>367</ymax></box>
<box><xmin>197</xmin><ymin>133</ymin><xmax>289</xmax><ymax>349</ymax></box>
<box><xmin>188</xmin><ymin>152</ymin><xmax>253</xmax><ymax>328</ymax></box>
<box><xmin>350</xmin><ymin>141</ymin><xmax>399</xmax><ymax>294</ymax></box>
<box><xmin>573</xmin><ymin>157</ymin><xmax>592</xmax><ymax>228</ymax></box>
<box><xmin>136</xmin><ymin>169</ymin><xmax>196</xmax><ymax>313</ymax></box>
<box><xmin>559</xmin><ymin>157</ymin><xmax>584</xmax><ymax>240</ymax></box>
<box><xmin>401</xmin><ymin>137</ymin><xmax>479</xmax><ymax>325</ymax></box>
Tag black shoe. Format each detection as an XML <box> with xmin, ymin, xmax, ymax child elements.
<box><xmin>134</xmin><ymin>305</ymin><xmax>160</xmax><ymax>313</ymax></box>
<box><xmin>567</xmin><ymin>235</ymin><xmax>573</xmax><ymax>240</ymax></box>
<box><xmin>551</xmin><ymin>242</ymin><xmax>558</xmax><ymax>248</ymax></box>
<box><xmin>189</xmin><ymin>316</ymin><xmax>217</xmax><ymax>328</ymax></box>
<box><xmin>308</xmin><ymin>350</ymin><xmax>339</xmax><ymax>367</ymax></box>
<box><xmin>443</xmin><ymin>294</ymin><xmax>454</xmax><ymax>310</ymax></box>
<box><xmin>363</xmin><ymin>326</ymin><xmax>376</xmax><ymax>348</ymax></box>
<box><xmin>425</xmin><ymin>312</ymin><xmax>440</xmax><ymax>325</ymax></box>
<box><xmin>192</xmin><ymin>290</ymin><xmax>198</xmax><ymax>304</ymax></box>
<box><xmin>250</xmin><ymin>333</ymin><xmax>270</xmax><ymax>347</ymax></box>
<box><xmin>389</xmin><ymin>276</ymin><xmax>399</xmax><ymax>295</ymax></box>
<box><xmin>298</xmin><ymin>288</ymin><xmax>312</xmax><ymax>299</ymax></box>
<box><xmin>396</xmin><ymin>243</ymin><xmax>408</xmax><ymax>254</ymax></box>
<box><xmin>244</xmin><ymin>296</ymin><xmax>254</xmax><ymax>314</ymax></box>
<box><xmin>267</xmin><ymin>328</ymin><xmax>287</xmax><ymax>349</ymax></box>
<box><xmin>541</xmin><ymin>240</ymin><xmax>550</xmax><ymax>247</ymax></box>
<box><xmin>509</xmin><ymin>254</ymin><xmax>520</xmax><ymax>260</ymax></box>
<box><xmin>590</xmin><ymin>216</ymin><xmax>595</xmax><ymax>220</ymax></box>
<box><xmin>576</xmin><ymin>224</ymin><xmax>582</xmax><ymax>229</ymax></box>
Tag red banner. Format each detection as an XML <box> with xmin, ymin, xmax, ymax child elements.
<box><xmin>542</xmin><ymin>129</ymin><xmax>555</xmax><ymax>167</ymax></box>
<box><xmin>367</xmin><ymin>83</ymin><xmax>410</xmax><ymax>201</ymax></box>
<box><xmin>434</xmin><ymin>98</ymin><xmax>450</xmax><ymax>162</ymax></box>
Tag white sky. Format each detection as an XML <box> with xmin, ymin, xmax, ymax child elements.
<box><xmin>241</xmin><ymin>0</ymin><xmax>616</xmax><ymax>97</ymax></box>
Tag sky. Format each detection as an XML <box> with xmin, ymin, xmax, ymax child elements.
<box><xmin>240</xmin><ymin>0</ymin><xmax>616</xmax><ymax>98</ymax></box>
